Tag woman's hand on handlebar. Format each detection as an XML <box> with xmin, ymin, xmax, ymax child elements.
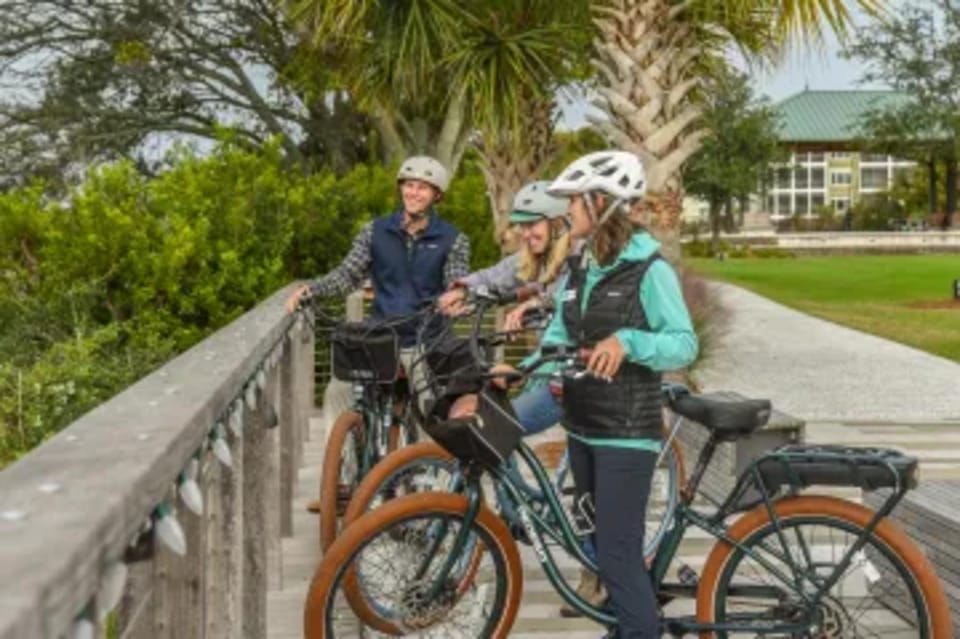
<box><xmin>489</xmin><ymin>363</ymin><xmax>523</xmax><ymax>390</ymax></box>
<box><xmin>286</xmin><ymin>284</ymin><xmax>312</xmax><ymax>315</ymax></box>
<box><xmin>503</xmin><ymin>299</ymin><xmax>537</xmax><ymax>332</ymax></box>
<box><xmin>586</xmin><ymin>335</ymin><xmax>625</xmax><ymax>382</ymax></box>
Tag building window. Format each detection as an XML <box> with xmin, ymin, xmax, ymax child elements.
<box><xmin>831</xmin><ymin>151</ymin><xmax>851</xmax><ymax>159</ymax></box>
<box><xmin>812</xmin><ymin>193</ymin><xmax>826</xmax><ymax>211</ymax></box>
<box><xmin>778</xmin><ymin>194</ymin><xmax>791</xmax><ymax>214</ymax></box>
<box><xmin>795</xmin><ymin>193</ymin><xmax>810</xmax><ymax>215</ymax></box>
<box><xmin>811</xmin><ymin>167</ymin><xmax>825</xmax><ymax>188</ymax></box>
<box><xmin>776</xmin><ymin>167</ymin><xmax>792</xmax><ymax>189</ymax></box>
<box><xmin>831</xmin><ymin>170</ymin><xmax>853</xmax><ymax>185</ymax></box>
<box><xmin>860</xmin><ymin>167</ymin><xmax>889</xmax><ymax>189</ymax></box>
<box><xmin>832</xmin><ymin>198</ymin><xmax>850</xmax><ymax>212</ymax></box>
<box><xmin>861</xmin><ymin>153</ymin><xmax>888</xmax><ymax>163</ymax></box>
<box><xmin>808</xmin><ymin>152</ymin><xmax>825</xmax><ymax>163</ymax></box>
<box><xmin>794</xmin><ymin>167</ymin><xmax>809</xmax><ymax>189</ymax></box>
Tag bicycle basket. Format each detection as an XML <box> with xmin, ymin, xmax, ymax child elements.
<box><xmin>755</xmin><ymin>445</ymin><xmax>918</xmax><ymax>492</ymax></box>
<box><xmin>331</xmin><ymin>321</ymin><xmax>399</xmax><ymax>383</ymax></box>
<box><xmin>424</xmin><ymin>336</ymin><xmax>486</xmax><ymax>397</ymax></box>
<box><xmin>425</xmin><ymin>386</ymin><xmax>523</xmax><ymax>470</ymax></box>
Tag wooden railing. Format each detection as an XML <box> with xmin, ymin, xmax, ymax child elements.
<box><xmin>0</xmin><ymin>286</ymin><xmax>315</xmax><ymax>639</ymax></box>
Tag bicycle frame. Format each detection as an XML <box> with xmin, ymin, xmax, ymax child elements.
<box><xmin>408</xmin><ymin>421</ymin><xmax>917</xmax><ymax>635</ymax></box>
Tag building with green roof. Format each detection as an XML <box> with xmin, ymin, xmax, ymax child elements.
<box><xmin>765</xmin><ymin>90</ymin><xmax>916</xmax><ymax>221</ymax></box>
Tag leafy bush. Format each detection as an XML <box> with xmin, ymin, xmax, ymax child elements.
<box><xmin>849</xmin><ymin>195</ymin><xmax>904</xmax><ymax>231</ymax></box>
<box><xmin>0</xmin><ymin>141</ymin><xmax>504</xmax><ymax>465</ymax></box>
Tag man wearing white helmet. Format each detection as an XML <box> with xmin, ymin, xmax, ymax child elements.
<box><xmin>286</xmin><ymin>155</ymin><xmax>470</xmax><ymax>338</ymax></box>
<box><xmin>494</xmin><ymin>151</ymin><xmax>698</xmax><ymax>638</ymax></box>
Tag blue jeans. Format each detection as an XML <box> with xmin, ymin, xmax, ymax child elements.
<box><xmin>511</xmin><ymin>383</ymin><xmax>562</xmax><ymax>435</ymax></box>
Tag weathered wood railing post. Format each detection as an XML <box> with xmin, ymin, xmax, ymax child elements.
<box><xmin>0</xmin><ymin>285</ymin><xmax>315</xmax><ymax>639</ymax></box>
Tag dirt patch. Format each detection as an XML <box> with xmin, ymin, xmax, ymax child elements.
<box><xmin>906</xmin><ymin>299</ymin><xmax>960</xmax><ymax>310</ymax></box>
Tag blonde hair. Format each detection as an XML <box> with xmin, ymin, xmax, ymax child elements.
<box><xmin>517</xmin><ymin>218</ymin><xmax>572</xmax><ymax>285</ymax></box>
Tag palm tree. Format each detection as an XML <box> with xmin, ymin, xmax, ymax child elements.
<box><xmin>589</xmin><ymin>0</ymin><xmax>883</xmax><ymax>261</ymax></box>
<box><xmin>286</xmin><ymin>0</ymin><xmax>587</xmax><ymax>245</ymax></box>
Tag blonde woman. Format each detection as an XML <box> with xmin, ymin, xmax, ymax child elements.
<box><xmin>438</xmin><ymin>180</ymin><xmax>573</xmax><ymax>433</ymax></box>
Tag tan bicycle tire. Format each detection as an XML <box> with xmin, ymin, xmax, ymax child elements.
<box><xmin>319</xmin><ymin>410</ymin><xmax>365</xmax><ymax>552</ymax></box>
<box><xmin>340</xmin><ymin>441</ymin><xmax>485</xmax><ymax>627</ymax></box>
<box><xmin>695</xmin><ymin>494</ymin><xmax>952</xmax><ymax>638</ymax></box>
<box><xmin>304</xmin><ymin>492</ymin><xmax>523</xmax><ymax>638</ymax></box>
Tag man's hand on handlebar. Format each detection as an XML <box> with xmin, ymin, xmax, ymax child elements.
<box><xmin>286</xmin><ymin>284</ymin><xmax>312</xmax><ymax>314</ymax></box>
<box><xmin>437</xmin><ymin>287</ymin><xmax>469</xmax><ymax>317</ymax></box>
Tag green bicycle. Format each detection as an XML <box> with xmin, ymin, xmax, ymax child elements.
<box><xmin>305</xmin><ymin>293</ymin><xmax>951</xmax><ymax>638</ymax></box>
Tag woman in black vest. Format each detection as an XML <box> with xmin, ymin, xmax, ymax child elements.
<box><xmin>540</xmin><ymin>151</ymin><xmax>698</xmax><ymax>638</ymax></box>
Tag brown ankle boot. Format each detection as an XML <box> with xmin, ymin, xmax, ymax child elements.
<box><xmin>559</xmin><ymin>568</ymin><xmax>607</xmax><ymax>617</ymax></box>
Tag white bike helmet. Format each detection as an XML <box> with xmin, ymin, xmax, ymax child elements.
<box><xmin>397</xmin><ymin>155</ymin><xmax>451</xmax><ymax>193</ymax></box>
<box><xmin>509</xmin><ymin>181</ymin><xmax>569</xmax><ymax>224</ymax></box>
<box><xmin>547</xmin><ymin>151</ymin><xmax>647</xmax><ymax>201</ymax></box>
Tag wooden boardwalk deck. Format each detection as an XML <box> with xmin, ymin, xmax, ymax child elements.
<box><xmin>267</xmin><ymin>411</ymin><xmax>960</xmax><ymax>638</ymax></box>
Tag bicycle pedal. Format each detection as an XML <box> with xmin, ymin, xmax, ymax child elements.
<box><xmin>509</xmin><ymin>523</ymin><xmax>532</xmax><ymax>545</ymax></box>
<box><xmin>676</xmin><ymin>563</ymin><xmax>698</xmax><ymax>587</ymax></box>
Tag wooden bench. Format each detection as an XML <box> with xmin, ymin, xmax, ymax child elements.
<box><xmin>673</xmin><ymin>391</ymin><xmax>805</xmax><ymax>505</ymax></box>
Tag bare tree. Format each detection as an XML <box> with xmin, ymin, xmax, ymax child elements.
<box><xmin>0</xmin><ymin>0</ymin><xmax>371</xmax><ymax>185</ymax></box>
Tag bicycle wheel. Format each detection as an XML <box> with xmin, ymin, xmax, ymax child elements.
<box><xmin>320</xmin><ymin>410</ymin><xmax>366</xmax><ymax>552</ymax></box>
<box><xmin>340</xmin><ymin>442</ymin><xmax>488</xmax><ymax>627</ymax></box>
<box><xmin>696</xmin><ymin>495</ymin><xmax>952</xmax><ymax>638</ymax></box>
<box><xmin>344</xmin><ymin>442</ymin><xmax>459</xmax><ymax>526</ymax></box>
<box><xmin>304</xmin><ymin>492</ymin><xmax>523</xmax><ymax>638</ymax></box>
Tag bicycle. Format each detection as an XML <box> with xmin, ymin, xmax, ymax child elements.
<box><xmin>309</xmin><ymin>302</ymin><xmax>442</xmax><ymax>551</ymax></box>
<box><xmin>305</xmin><ymin>289</ymin><xmax>952</xmax><ymax>637</ymax></box>
<box><xmin>311</xmin><ymin>289</ymin><xmax>544</xmax><ymax>552</ymax></box>
<box><xmin>335</xmin><ymin>287</ymin><xmax>686</xmax><ymax>569</ymax></box>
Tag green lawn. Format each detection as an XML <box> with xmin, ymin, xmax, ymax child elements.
<box><xmin>689</xmin><ymin>255</ymin><xmax>960</xmax><ymax>363</ymax></box>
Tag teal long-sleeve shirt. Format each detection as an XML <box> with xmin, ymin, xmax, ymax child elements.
<box><xmin>532</xmin><ymin>232</ymin><xmax>699</xmax><ymax>450</ymax></box>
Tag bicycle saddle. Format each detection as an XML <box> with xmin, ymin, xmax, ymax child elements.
<box><xmin>667</xmin><ymin>391</ymin><xmax>772</xmax><ymax>440</ymax></box>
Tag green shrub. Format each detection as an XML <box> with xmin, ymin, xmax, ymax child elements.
<box><xmin>0</xmin><ymin>140</ymin><xmax>503</xmax><ymax>465</ymax></box>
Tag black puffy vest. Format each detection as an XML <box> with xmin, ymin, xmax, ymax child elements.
<box><xmin>560</xmin><ymin>252</ymin><xmax>663</xmax><ymax>440</ymax></box>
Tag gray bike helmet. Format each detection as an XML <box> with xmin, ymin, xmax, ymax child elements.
<box><xmin>397</xmin><ymin>155</ymin><xmax>451</xmax><ymax>193</ymax></box>
<box><xmin>509</xmin><ymin>181</ymin><xmax>569</xmax><ymax>224</ymax></box>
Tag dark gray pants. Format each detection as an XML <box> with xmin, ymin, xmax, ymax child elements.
<box><xmin>567</xmin><ymin>437</ymin><xmax>659</xmax><ymax>638</ymax></box>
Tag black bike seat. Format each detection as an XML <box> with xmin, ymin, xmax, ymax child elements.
<box><xmin>667</xmin><ymin>392</ymin><xmax>772</xmax><ymax>440</ymax></box>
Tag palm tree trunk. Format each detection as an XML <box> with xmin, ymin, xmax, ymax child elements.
<box><xmin>589</xmin><ymin>0</ymin><xmax>707</xmax><ymax>264</ymax></box>
<box><xmin>476</xmin><ymin>98</ymin><xmax>556</xmax><ymax>252</ymax></box>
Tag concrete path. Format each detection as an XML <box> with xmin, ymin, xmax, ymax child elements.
<box><xmin>693</xmin><ymin>282</ymin><xmax>960</xmax><ymax>424</ymax></box>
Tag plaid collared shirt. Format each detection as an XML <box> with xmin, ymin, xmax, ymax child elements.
<box><xmin>309</xmin><ymin>220</ymin><xmax>470</xmax><ymax>299</ymax></box>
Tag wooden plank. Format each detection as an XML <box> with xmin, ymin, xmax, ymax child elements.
<box><xmin>153</xmin><ymin>484</ymin><xmax>204</xmax><ymax>639</ymax></box>
<box><xmin>279</xmin><ymin>353</ymin><xmax>296</xmax><ymax>538</ymax></box>
<box><xmin>243</xmin><ymin>401</ymin><xmax>269</xmax><ymax>639</ymax></box>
